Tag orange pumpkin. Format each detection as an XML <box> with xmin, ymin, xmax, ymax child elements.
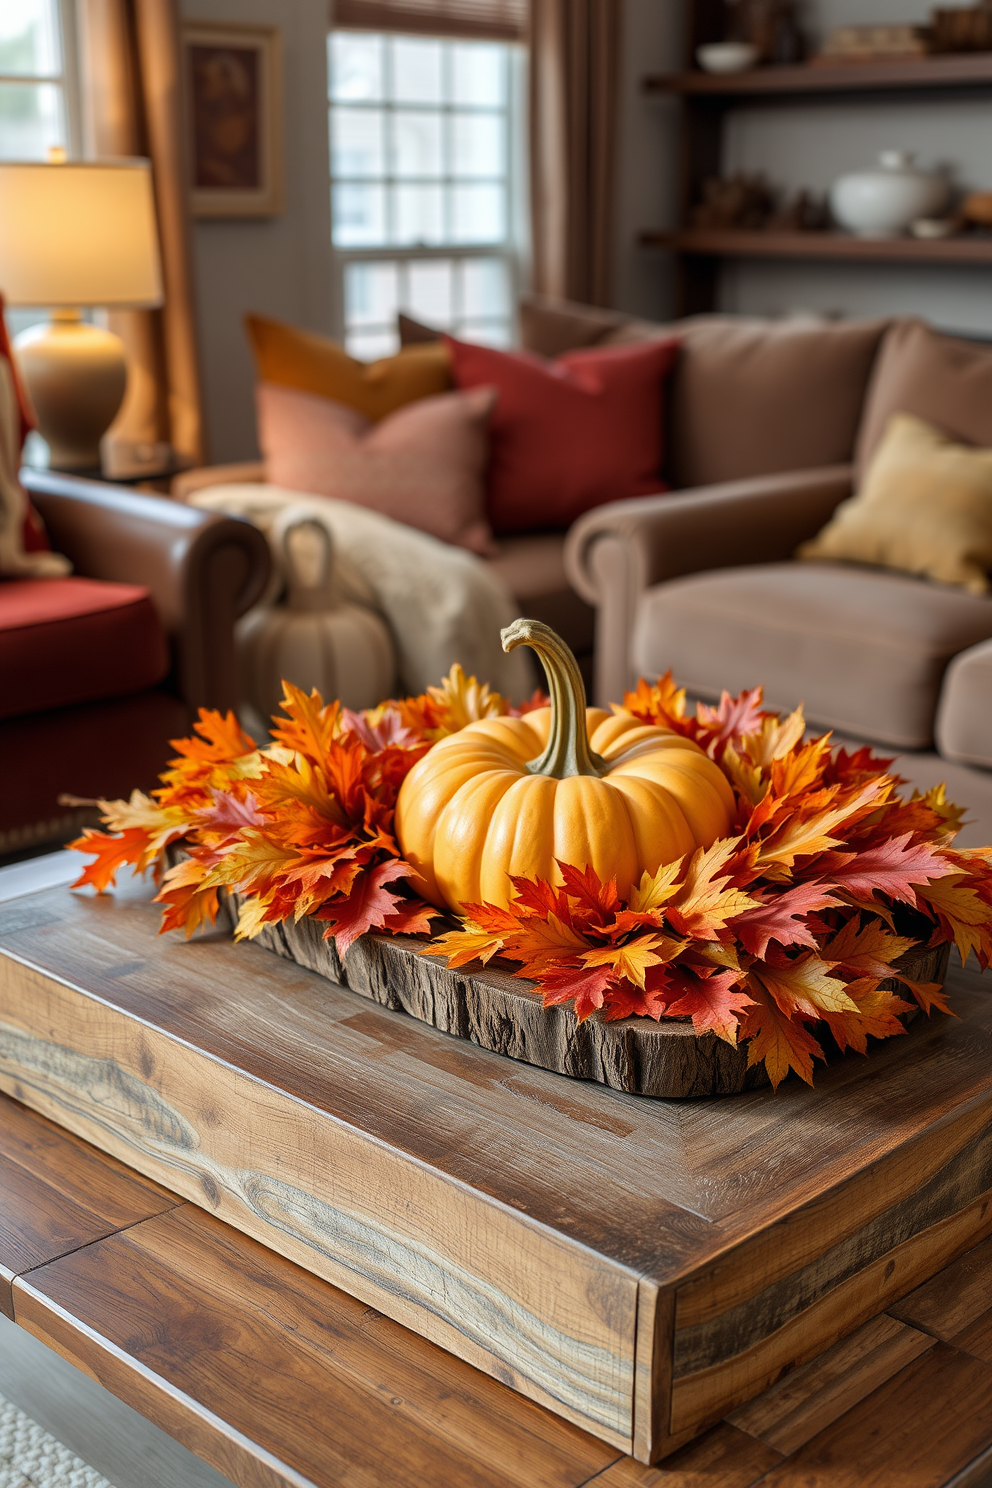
<box><xmin>395</xmin><ymin>618</ymin><xmax>735</xmax><ymax>913</ymax></box>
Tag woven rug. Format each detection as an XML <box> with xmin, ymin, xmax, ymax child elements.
<box><xmin>0</xmin><ymin>1393</ymin><xmax>111</xmax><ymax>1488</ymax></box>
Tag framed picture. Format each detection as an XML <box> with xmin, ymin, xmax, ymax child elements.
<box><xmin>183</xmin><ymin>22</ymin><xmax>283</xmax><ymax>218</ymax></box>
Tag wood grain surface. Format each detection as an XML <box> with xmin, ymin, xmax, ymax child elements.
<box><xmin>0</xmin><ymin>880</ymin><xmax>989</xmax><ymax>1463</ymax></box>
<box><xmin>15</xmin><ymin>1205</ymin><xmax>619</xmax><ymax>1488</ymax></box>
<box><xmin>3</xmin><ymin>1087</ymin><xmax>992</xmax><ymax>1488</ymax></box>
<box><xmin>0</xmin><ymin>1089</ymin><xmax>175</xmax><ymax>1319</ymax></box>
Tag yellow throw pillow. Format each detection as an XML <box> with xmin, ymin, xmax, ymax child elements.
<box><xmin>797</xmin><ymin>412</ymin><xmax>992</xmax><ymax>595</ymax></box>
<box><xmin>244</xmin><ymin>313</ymin><xmax>451</xmax><ymax>421</ymax></box>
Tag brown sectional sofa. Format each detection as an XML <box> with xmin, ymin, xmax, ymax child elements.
<box><xmin>551</xmin><ymin>301</ymin><xmax>992</xmax><ymax>843</ymax></box>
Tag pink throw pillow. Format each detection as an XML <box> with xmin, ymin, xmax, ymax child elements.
<box><xmin>257</xmin><ymin>381</ymin><xmax>498</xmax><ymax>555</ymax></box>
<box><xmin>444</xmin><ymin>335</ymin><xmax>680</xmax><ymax>534</ymax></box>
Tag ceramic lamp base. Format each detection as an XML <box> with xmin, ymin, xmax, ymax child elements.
<box><xmin>15</xmin><ymin>310</ymin><xmax>127</xmax><ymax>470</ymax></box>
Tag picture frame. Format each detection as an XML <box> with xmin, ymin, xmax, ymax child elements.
<box><xmin>183</xmin><ymin>22</ymin><xmax>283</xmax><ymax>219</ymax></box>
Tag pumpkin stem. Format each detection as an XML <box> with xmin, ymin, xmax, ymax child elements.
<box><xmin>501</xmin><ymin>618</ymin><xmax>607</xmax><ymax>779</ymax></box>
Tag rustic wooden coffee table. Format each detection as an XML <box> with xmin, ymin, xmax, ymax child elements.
<box><xmin>0</xmin><ymin>857</ymin><xmax>990</xmax><ymax>1486</ymax></box>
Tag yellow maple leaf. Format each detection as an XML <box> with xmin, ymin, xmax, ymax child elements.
<box><xmin>757</xmin><ymin>778</ymin><xmax>890</xmax><ymax>870</ymax></box>
<box><xmin>428</xmin><ymin>926</ymin><xmax>507</xmax><ymax>969</ymax></box>
<box><xmin>668</xmin><ymin>839</ymin><xmax>760</xmax><ymax>939</ymax></box>
<box><xmin>742</xmin><ymin>984</ymin><xmax>824</xmax><ymax>1088</ymax></box>
<box><xmin>915</xmin><ymin>874</ymin><xmax>992</xmax><ymax>966</ymax></box>
<box><xmin>749</xmin><ymin>955</ymin><xmax>858</xmax><ymax>1018</ymax></box>
<box><xmin>742</xmin><ymin>706</ymin><xmax>807</xmax><ymax>769</ymax></box>
<box><xmin>821</xmin><ymin>919</ymin><xmax>916</xmax><ymax>977</ymax></box>
<box><xmin>721</xmin><ymin>743</ymin><xmax>766</xmax><ymax>808</ymax></box>
<box><xmin>581</xmin><ymin>933</ymin><xmax>684</xmax><ymax>989</ymax></box>
<box><xmin>428</xmin><ymin>663</ymin><xmax>508</xmax><ymax>737</ymax></box>
<box><xmin>628</xmin><ymin>858</ymin><xmax>686</xmax><ymax>914</ymax></box>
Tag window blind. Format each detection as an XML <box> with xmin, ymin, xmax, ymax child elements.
<box><xmin>332</xmin><ymin>0</ymin><xmax>527</xmax><ymax>42</ymax></box>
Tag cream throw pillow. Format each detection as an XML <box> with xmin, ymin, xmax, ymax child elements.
<box><xmin>798</xmin><ymin>413</ymin><xmax>992</xmax><ymax>595</ymax></box>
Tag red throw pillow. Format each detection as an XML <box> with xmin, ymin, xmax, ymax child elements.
<box><xmin>444</xmin><ymin>334</ymin><xmax>680</xmax><ymax>534</ymax></box>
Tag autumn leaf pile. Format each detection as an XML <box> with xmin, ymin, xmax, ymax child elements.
<box><xmin>72</xmin><ymin>669</ymin><xmax>992</xmax><ymax>1089</ymax></box>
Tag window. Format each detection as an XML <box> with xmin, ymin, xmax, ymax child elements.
<box><xmin>1</xmin><ymin>0</ymin><xmax>80</xmax><ymax>343</ymax></box>
<box><xmin>329</xmin><ymin>31</ymin><xmax>525</xmax><ymax>359</ymax></box>
<box><xmin>0</xmin><ymin>0</ymin><xmax>78</xmax><ymax>163</ymax></box>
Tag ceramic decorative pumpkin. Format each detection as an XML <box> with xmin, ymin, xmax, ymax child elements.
<box><xmin>396</xmin><ymin>618</ymin><xmax>736</xmax><ymax>913</ymax></box>
<box><xmin>236</xmin><ymin>513</ymin><xmax>395</xmax><ymax>722</ymax></box>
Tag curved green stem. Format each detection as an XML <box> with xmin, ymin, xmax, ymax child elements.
<box><xmin>501</xmin><ymin>618</ymin><xmax>607</xmax><ymax>779</ymax></box>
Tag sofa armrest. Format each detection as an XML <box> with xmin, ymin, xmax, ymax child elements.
<box><xmin>171</xmin><ymin>462</ymin><xmax>265</xmax><ymax>502</ymax></box>
<box><xmin>22</xmin><ymin>468</ymin><xmax>272</xmax><ymax>714</ymax></box>
<box><xmin>564</xmin><ymin>464</ymin><xmax>854</xmax><ymax>706</ymax></box>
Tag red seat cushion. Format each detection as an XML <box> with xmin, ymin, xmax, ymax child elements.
<box><xmin>0</xmin><ymin>576</ymin><xmax>169</xmax><ymax>722</ymax></box>
<box><xmin>444</xmin><ymin>334</ymin><xmax>680</xmax><ymax>534</ymax></box>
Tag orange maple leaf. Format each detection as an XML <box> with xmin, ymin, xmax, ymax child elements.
<box><xmin>740</xmin><ymin>984</ymin><xmax>825</xmax><ymax>1088</ymax></box>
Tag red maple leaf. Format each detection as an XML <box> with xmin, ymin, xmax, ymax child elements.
<box><xmin>382</xmin><ymin>898</ymin><xmax>442</xmax><ymax>938</ymax></box>
<box><xmin>537</xmin><ymin>963</ymin><xmax>615</xmax><ymax>1021</ymax></box>
<box><xmin>665</xmin><ymin>969</ymin><xmax>755</xmax><ymax>1044</ymax></box>
<box><xmin>731</xmin><ymin>881</ymin><xmax>836</xmax><ymax>958</ymax></box>
<box><xmin>829</xmin><ymin>834</ymin><xmax>957</xmax><ymax>907</ymax></box>
<box><xmin>316</xmin><ymin>859</ymin><xmax>412</xmax><ymax>953</ymax></box>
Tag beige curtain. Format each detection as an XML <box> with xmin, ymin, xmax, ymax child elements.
<box><xmin>77</xmin><ymin>0</ymin><xmax>205</xmax><ymax>463</ymax></box>
<box><xmin>528</xmin><ymin>0</ymin><xmax>621</xmax><ymax>307</ymax></box>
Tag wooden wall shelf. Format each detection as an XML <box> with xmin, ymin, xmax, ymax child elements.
<box><xmin>652</xmin><ymin>2</ymin><xmax>992</xmax><ymax>315</ymax></box>
<box><xmin>644</xmin><ymin>53</ymin><xmax>992</xmax><ymax>100</ymax></box>
<box><xmin>640</xmin><ymin>229</ymin><xmax>992</xmax><ymax>265</ymax></box>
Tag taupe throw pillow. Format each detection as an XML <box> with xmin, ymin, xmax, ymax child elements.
<box><xmin>798</xmin><ymin>413</ymin><xmax>992</xmax><ymax>595</ymax></box>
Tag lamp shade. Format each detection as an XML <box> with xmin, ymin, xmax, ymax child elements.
<box><xmin>0</xmin><ymin>159</ymin><xmax>164</xmax><ymax>308</ymax></box>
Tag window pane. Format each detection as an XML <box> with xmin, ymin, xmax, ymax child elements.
<box><xmin>461</xmin><ymin>257</ymin><xmax>510</xmax><ymax>319</ymax></box>
<box><xmin>451</xmin><ymin>43</ymin><xmax>505</xmax><ymax>108</ymax></box>
<box><xmin>0</xmin><ymin>80</ymin><xmax>64</xmax><ymax>159</ymax></box>
<box><xmin>0</xmin><ymin>0</ymin><xmax>61</xmax><ymax>77</ymax></box>
<box><xmin>458</xmin><ymin>319</ymin><xmax>512</xmax><ymax>347</ymax></box>
<box><xmin>407</xmin><ymin>260</ymin><xmax>454</xmax><ymax>325</ymax></box>
<box><xmin>332</xmin><ymin>181</ymin><xmax>387</xmax><ymax>247</ymax></box>
<box><xmin>329</xmin><ymin>33</ymin><xmax>383</xmax><ymax>102</ymax></box>
<box><xmin>451</xmin><ymin>113</ymin><xmax>503</xmax><ymax>179</ymax></box>
<box><xmin>331</xmin><ymin>108</ymin><xmax>384</xmax><ymax>178</ymax></box>
<box><xmin>452</xmin><ymin>184</ymin><xmax>504</xmax><ymax>244</ymax></box>
<box><xmin>345</xmin><ymin>261</ymin><xmax>400</xmax><ymax>329</ymax></box>
<box><xmin>393</xmin><ymin>110</ymin><xmax>442</xmax><ymax>179</ymax></box>
<box><xmin>394</xmin><ymin>184</ymin><xmax>444</xmax><ymax>246</ymax></box>
<box><xmin>391</xmin><ymin>37</ymin><xmax>443</xmax><ymax>105</ymax></box>
<box><xmin>347</xmin><ymin>328</ymin><xmax>399</xmax><ymax>361</ymax></box>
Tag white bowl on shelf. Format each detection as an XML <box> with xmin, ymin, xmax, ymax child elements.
<box><xmin>696</xmin><ymin>43</ymin><xmax>761</xmax><ymax>74</ymax></box>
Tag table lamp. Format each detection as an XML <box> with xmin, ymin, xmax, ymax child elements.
<box><xmin>0</xmin><ymin>155</ymin><xmax>164</xmax><ymax>471</ymax></box>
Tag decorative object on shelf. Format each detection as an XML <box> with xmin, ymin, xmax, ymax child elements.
<box><xmin>817</xmin><ymin>24</ymin><xmax>934</xmax><ymax>62</ymax></box>
<box><xmin>70</xmin><ymin>620</ymin><xmax>992</xmax><ymax>1094</ymax></box>
<box><xmin>830</xmin><ymin>150</ymin><xmax>950</xmax><ymax>238</ymax></box>
<box><xmin>183</xmin><ymin>22</ymin><xmax>283</xmax><ymax>218</ymax></box>
<box><xmin>931</xmin><ymin>2</ymin><xmax>992</xmax><ymax>53</ymax></box>
<box><xmin>963</xmin><ymin>189</ymin><xmax>992</xmax><ymax>227</ymax></box>
<box><xmin>723</xmin><ymin>0</ymin><xmax>805</xmax><ymax>63</ymax></box>
<box><xmin>0</xmin><ymin>154</ymin><xmax>163</xmax><ymax>471</ymax></box>
<box><xmin>235</xmin><ymin>510</ymin><xmax>395</xmax><ymax>729</ymax></box>
<box><xmin>696</xmin><ymin>41</ymin><xmax>760</xmax><ymax>73</ymax></box>
<box><xmin>691</xmin><ymin>173</ymin><xmax>775</xmax><ymax>229</ymax></box>
<box><xmin>765</xmin><ymin>188</ymin><xmax>830</xmax><ymax>232</ymax></box>
<box><xmin>911</xmin><ymin>215</ymin><xmax>963</xmax><ymax>238</ymax></box>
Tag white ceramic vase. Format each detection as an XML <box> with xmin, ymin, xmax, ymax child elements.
<box><xmin>830</xmin><ymin>151</ymin><xmax>949</xmax><ymax>239</ymax></box>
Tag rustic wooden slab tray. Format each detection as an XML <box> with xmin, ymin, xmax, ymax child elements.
<box><xmin>240</xmin><ymin>901</ymin><xmax>947</xmax><ymax>1099</ymax></box>
<box><xmin>0</xmin><ymin>879</ymin><xmax>989</xmax><ymax>1466</ymax></box>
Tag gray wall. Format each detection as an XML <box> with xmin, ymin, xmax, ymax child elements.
<box><xmin>613</xmin><ymin>0</ymin><xmax>992</xmax><ymax>332</ymax></box>
<box><xmin>181</xmin><ymin>0</ymin><xmax>335</xmax><ymax>463</ymax></box>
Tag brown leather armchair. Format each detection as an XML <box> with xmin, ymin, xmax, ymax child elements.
<box><xmin>3</xmin><ymin>469</ymin><xmax>271</xmax><ymax>855</ymax></box>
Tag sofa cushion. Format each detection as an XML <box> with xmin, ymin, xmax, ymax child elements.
<box><xmin>799</xmin><ymin>413</ymin><xmax>992</xmax><ymax>595</ymax></box>
<box><xmin>632</xmin><ymin>561</ymin><xmax>992</xmax><ymax>750</ymax></box>
<box><xmin>664</xmin><ymin>316</ymin><xmax>890</xmax><ymax>491</ymax></box>
<box><xmin>244</xmin><ymin>313</ymin><xmax>451</xmax><ymax>421</ymax></box>
<box><xmin>936</xmin><ymin>638</ymin><xmax>992</xmax><ymax>769</ymax></box>
<box><xmin>485</xmin><ymin>533</ymin><xmax>595</xmax><ymax>659</ymax></box>
<box><xmin>256</xmin><ymin>381</ymin><xmax>497</xmax><ymax>556</ymax></box>
<box><xmin>445</xmin><ymin>334</ymin><xmax>680</xmax><ymax>534</ymax></box>
<box><xmin>856</xmin><ymin>319</ymin><xmax>992</xmax><ymax>479</ymax></box>
<box><xmin>0</xmin><ymin>576</ymin><xmax>169</xmax><ymax>722</ymax></box>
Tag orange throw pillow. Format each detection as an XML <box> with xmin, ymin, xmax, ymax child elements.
<box><xmin>244</xmin><ymin>314</ymin><xmax>451</xmax><ymax>422</ymax></box>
